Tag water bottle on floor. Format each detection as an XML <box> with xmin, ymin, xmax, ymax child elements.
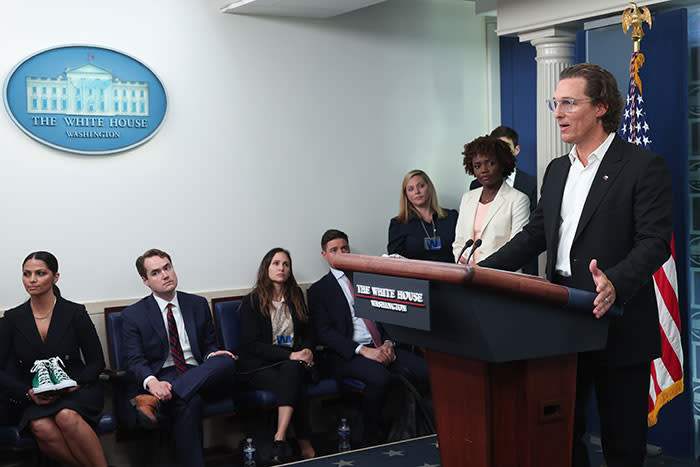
<box><xmin>243</xmin><ymin>437</ymin><xmax>256</xmax><ymax>466</ymax></box>
<box><xmin>338</xmin><ymin>417</ymin><xmax>351</xmax><ymax>452</ymax></box>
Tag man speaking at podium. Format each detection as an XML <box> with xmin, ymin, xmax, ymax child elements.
<box><xmin>479</xmin><ymin>63</ymin><xmax>673</xmax><ymax>467</ymax></box>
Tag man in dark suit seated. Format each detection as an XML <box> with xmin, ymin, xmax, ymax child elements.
<box><xmin>470</xmin><ymin>125</ymin><xmax>538</xmax><ymax>274</ymax></box>
<box><xmin>121</xmin><ymin>249</ymin><xmax>236</xmax><ymax>467</ymax></box>
<box><xmin>307</xmin><ymin>229</ymin><xmax>429</xmax><ymax>444</ymax></box>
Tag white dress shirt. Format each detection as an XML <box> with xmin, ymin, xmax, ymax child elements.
<box><xmin>143</xmin><ymin>293</ymin><xmax>198</xmax><ymax>389</ymax></box>
<box><xmin>504</xmin><ymin>170</ymin><xmax>516</xmax><ymax>188</ymax></box>
<box><xmin>555</xmin><ymin>132</ymin><xmax>615</xmax><ymax>276</ymax></box>
<box><xmin>330</xmin><ymin>267</ymin><xmax>373</xmax><ymax>353</ymax></box>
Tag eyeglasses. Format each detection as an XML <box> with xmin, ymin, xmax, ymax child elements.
<box><xmin>546</xmin><ymin>98</ymin><xmax>592</xmax><ymax>113</ymax></box>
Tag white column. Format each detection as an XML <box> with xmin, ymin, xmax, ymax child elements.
<box><xmin>485</xmin><ymin>16</ymin><xmax>501</xmax><ymax>131</ymax></box>
<box><xmin>519</xmin><ymin>28</ymin><xmax>577</xmax><ymax>189</ymax></box>
<box><xmin>519</xmin><ymin>28</ymin><xmax>576</xmax><ymax>276</ymax></box>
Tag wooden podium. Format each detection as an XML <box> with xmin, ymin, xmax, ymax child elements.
<box><xmin>331</xmin><ymin>254</ymin><xmax>611</xmax><ymax>467</ymax></box>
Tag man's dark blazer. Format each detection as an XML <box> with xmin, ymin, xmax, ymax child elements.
<box><xmin>0</xmin><ymin>297</ymin><xmax>105</xmax><ymax>399</ymax></box>
<box><xmin>307</xmin><ymin>272</ymin><xmax>389</xmax><ymax>363</ymax></box>
<box><xmin>121</xmin><ymin>291</ymin><xmax>219</xmax><ymax>387</ymax></box>
<box><xmin>480</xmin><ymin>135</ymin><xmax>673</xmax><ymax>367</ymax></box>
<box><xmin>470</xmin><ymin>167</ymin><xmax>538</xmax><ymax>212</ymax></box>
<box><xmin>236</xmin><ymin>291</ymin><xmax>314</xmax><ymax>374</ymax></box>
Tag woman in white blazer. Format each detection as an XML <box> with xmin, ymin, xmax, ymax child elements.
<box><xmin>452</xmin><ymin>136</ymin><xmax>530</xmax><ymax>264</ymax></box>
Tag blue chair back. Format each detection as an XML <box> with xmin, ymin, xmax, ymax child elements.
<box><xmin>213</xmin><ymin>300</ymin><xmax>243</xmax><ymax>352</ymax></box>
<box><xmin>106</xmin><ymin>311</ymin><xmax>125</xmax><ymax>369</ymax></box>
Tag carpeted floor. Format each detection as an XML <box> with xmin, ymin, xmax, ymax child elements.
<box><xmin>275</xmin><ymin>434</ymin><xmax>699</xmax><ymax>467</ymax></box>
<box><xmin>281</xmin><ymin>434</ymin><xmax>440</xmax><ymax>466</ymax></box>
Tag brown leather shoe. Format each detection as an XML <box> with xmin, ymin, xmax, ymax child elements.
<box><xmin>130</xmin><ymin>394</ymin><xmax>160</xmax><ymax>429</ymax></box>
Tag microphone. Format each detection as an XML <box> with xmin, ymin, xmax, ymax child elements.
<box><xmin>456</xmin><ymin>239</ymin><xmax>474</xmax><ymax>264</ymax></box>
<box><xmin>465</xmin><ymin>239</ymin><xmax>482</xmax><ymax>265</ymax></box>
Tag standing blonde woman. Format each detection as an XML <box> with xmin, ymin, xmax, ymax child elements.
<box><xmin>388</xmin><ymin>169</ymin><xmax>458</xmax><ymax>263</ymax></box>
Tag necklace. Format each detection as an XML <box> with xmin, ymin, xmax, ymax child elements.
<box><xmin>419</xmin><ymin>216</ymin><xmax>437</xmax><ymax>238</ymax></box>
<box><xmin>480</xmin><ymin>192</ymin><xmax>497</xmax><ymax>204</ymax></box>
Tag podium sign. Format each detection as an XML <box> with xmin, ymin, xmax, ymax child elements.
<box><xmin>354</xmin><ymin>272</ymin><xmax>430</xmax><ymax>331</ymax></box>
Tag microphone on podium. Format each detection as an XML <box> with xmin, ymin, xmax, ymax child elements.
<box><xmin>456</xmin><ymin>239</ymin><xmax>474</xmax><ymax>264</ymax></box>
<box><xmin>465</xmin><ymin>239</ymin><xmax>482</xmax><ymax>265</ymax></box>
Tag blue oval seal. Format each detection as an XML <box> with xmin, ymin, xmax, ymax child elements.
<box><xmin>4</xmin><ymin>45</ymin><xmax>167</xmax><ymax>155</ymax></box>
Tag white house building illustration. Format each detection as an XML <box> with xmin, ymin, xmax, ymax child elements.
<box><xmin>25</xmin><ymin>62</ymin><xmax>149</xmax><ymax>116</ymax></box>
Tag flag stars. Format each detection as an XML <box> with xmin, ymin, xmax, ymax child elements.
<box><xmin>383</xmin><ymin>450</ymin><xmax>405</xmax><ymax>457</ymax></box>
<box><xmin>333</xmin><ymin>460</ymin><xmax>354</xmax><ymax>467</ymax></box>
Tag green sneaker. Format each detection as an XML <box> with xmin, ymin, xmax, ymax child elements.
<box><xmin>30</xmin><ymin>359</ymin><xmax>57</xmax><ymax>394</ymax></box>
<box><xmin>47</xmin><ymin>356</ymin><xmax>77</xmax><ymax>390</ymax></box>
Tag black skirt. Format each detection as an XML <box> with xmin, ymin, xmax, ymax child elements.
<box><xmin>18</xmin><ymin>382</ymin><xmax>104</xmax><ymax>432</ymax></box>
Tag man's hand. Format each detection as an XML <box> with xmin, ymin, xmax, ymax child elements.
<box><xmin>147</xmin><ymin>379</ymin><xmax>173</xmax><ymax>401</ymax></box>
<box><xmin>590</xmin><ymin>259</ymin><xmax>617</xmax><ymax>319</ymax></box>
<box><xmin>378</xmin><ymin>342</ymin><xmax>396</xmax><ymax>363</ymax></box>
<box><xmin>209</xmin><ymin>350</ymin><xmax>237</xmax><ymax>360</ymax></box>
<box><xmin>290</xmin><ymin>348</ymin><xmax>314</xmax><ymax>366</ymax></box>
<box><xmin>359</xmin><ymin>345</ymin><xmax>392</xmax><ymax>366</ymax></box>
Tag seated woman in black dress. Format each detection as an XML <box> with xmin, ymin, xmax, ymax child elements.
<box><xmin>388</xmin><ymin>169</ymin><xmax>458</xmax><ymax>262</ymax></box>
<box><xmin>237</xmin><ymin>248</ymin><xmax>315</xmax><ymax>463</ymax></box>
<box><xmin>0</xmin><ymin>251</ymin><xmax>107</xmax><ymax>467</ymax></box>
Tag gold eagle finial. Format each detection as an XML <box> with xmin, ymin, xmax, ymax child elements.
<box><xmin>622</xmin><ymin>2</ymin><xmax>652</xmax><ymax>52</ymax></box>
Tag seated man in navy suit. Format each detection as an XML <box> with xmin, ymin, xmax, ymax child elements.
<box><xmin>121</xmin><ymin>249</ymin><xmax>236</xmax><ymax>467</ymax></box>
<box><xmin>308</xmin><ymin>229</ymin><xmax>429</xmax><ymax>444</ymax></box>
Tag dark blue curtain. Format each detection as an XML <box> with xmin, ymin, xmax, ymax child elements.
<box><xmin>499</xmin><ymin>36</ymin><xmax>537</xmax><ymax>176</ymax></box>
<box><xmin>641</xmin><ymin>8</ymin><xmax>691</xmax><ymax>459</ymax></box>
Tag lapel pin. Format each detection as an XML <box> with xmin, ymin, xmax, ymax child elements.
<box><xmin>602</xmin><ymin>175</ymin><xmax>609</xmax><ymax>181</ymax></box>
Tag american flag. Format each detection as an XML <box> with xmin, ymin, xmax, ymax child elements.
<box><xmin>618</xmin><ymin>51</ymin><xmax>684</xmax><ymax>426</ymax></box>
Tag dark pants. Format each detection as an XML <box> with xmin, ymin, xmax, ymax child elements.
<box><xmin>336</xmin><ymin>348</ymin><xmax>429</xmax><ymax>441</ymax></box>
<box><xmin>553</xmin><ymin>273</ymin><xmax>650</xmax><ymax>467</ymax></box>
<box><xmin>245</xmin><ymin>360</ymin><xmax>312</xmax><ymax>438</ymax></box>
<box><xmin>154</xmin><ymin>355</ymin><xmax>236</xmax><ymax>467</ymax></box>
<box><xmin>572</xmin><ymin>353</ymin><xmax>650</xmax><ymax>467</ymax></box>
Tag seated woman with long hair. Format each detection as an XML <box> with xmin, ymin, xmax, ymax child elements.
<box><xmin>452</xmin><ymin>136</ymin><xmax>530</xmax><ymax>265</ymax></box>
<box><xmin>0</xmin><ymin>251</ymin><xmax>107</xmax><ymax>467</ymax></box>
<box><xmin>237</xmin><ymin>247</ymin><xmax>315</xmax><ymax>464</ymax></box>
<box><xmin>388</xmin><ymin>169</ymin><xmax>458</xmax><ymax>263</ymax></box>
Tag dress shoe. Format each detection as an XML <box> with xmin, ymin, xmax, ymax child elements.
<box><xmin>130</xmin><ymin>394</ymin><xmax>160</xmax><ymax>429</ymax></box>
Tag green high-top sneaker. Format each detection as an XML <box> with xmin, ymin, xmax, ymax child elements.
<box><xmin>30</xmin><ymin>359</ymin><xmax>57</xmax><ymax>394</ymax></box>
<box><xmin>47</xmin><ymin>356</ymin><xmax>77</xmax><ymax>390</ymax></box>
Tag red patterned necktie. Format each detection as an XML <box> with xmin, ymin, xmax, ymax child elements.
<box><xmin>342</xmin><ymin>274</ymin><xmax>382</xmax><ymax>348</ymax></box>
<box><xmin>166</xmin><ymin>303</ymin><xmax>187</xmax><ymax>375</ymax></box>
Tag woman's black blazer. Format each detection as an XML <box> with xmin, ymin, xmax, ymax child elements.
<box><xmin>236</xmin><ymin>291</ymin><xmax>313</xmax><ymax>373</ymax></box>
